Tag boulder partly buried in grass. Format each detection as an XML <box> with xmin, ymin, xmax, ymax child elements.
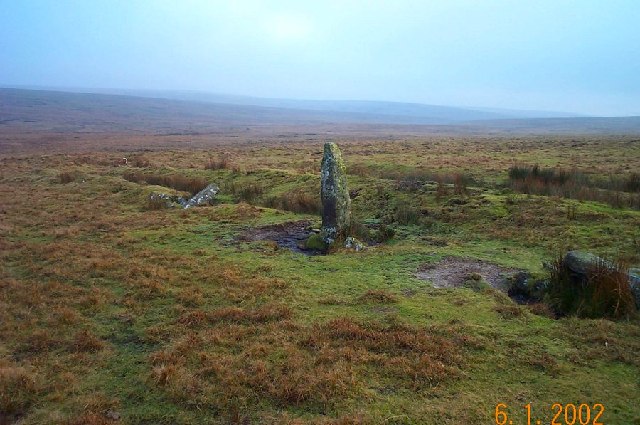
<box><xmin>547</xmin><ymin>251</ymin><xmax>638</xmax><ymax>318</ymax></box>
<box><xmin>564</xmin><ymin>251</ymin><xmax>639</xmax><ymax>308</ymax></box>
<box><xmin>630</xmin><ymin>268</ymin><xmax>640</xmax><ymax>307</ymax></box>
<box><xmin>563</xmin><ymin>251</ymin><xmax>602</xmax><ymax>276</ymax></box>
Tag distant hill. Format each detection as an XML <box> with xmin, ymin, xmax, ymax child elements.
<box><xmin>12</xmin><ymin>87</ymin><xmax>585</xmax><ymax>121</ymax></box>
<box><xmin>1</xmin><ymin>87</ymin><xmax>639</xmax><ymax>135</ymax></box>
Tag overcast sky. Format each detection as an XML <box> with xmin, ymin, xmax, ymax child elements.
<box><xmin>1</xmin><ymin>0</ymin><xmax>639</xmax><ymax>115</ymax></box>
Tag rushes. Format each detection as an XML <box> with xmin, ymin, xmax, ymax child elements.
<box><xmin>508</xmin><ymin>164</ymin><xmax>640</xmax><ymax>209</ymax></box>
<box><xmin>58</xmin><ymin>170</ymin><xmax>80</xmax><ymax>184</ymax></box>
<box><xmin>224</xmin><ymin>180</ymin><xmax>321</xmax><ymax>214</ymax></box>
<box><xmin>547</xmin><ymin>255</ymin><xmax>636</xmax><ymax>319</ymax></box>
<box><xmin>205</xmin><ymin>153</ymin><xmax>231</xmax><ymax>170</ymax></box>
<box><xmin>264</xmin><ymin>190</ymin><xmax>321</xmax><ymax>215</ymax></box>
<box><xmin>123</xmin><ymin>171</ymin><xmax>208</xmax><ymax>195</ymax></box>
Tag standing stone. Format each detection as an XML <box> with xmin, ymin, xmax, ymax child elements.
<box><xmin>320</xmin><ymin>142</ymin><xmax>351</xmax><ymax>244</ymax></box>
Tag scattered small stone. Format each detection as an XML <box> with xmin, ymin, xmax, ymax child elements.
<box><xmin>104</xmin><ymin>410</ymin><xmax>121</xmax><ymax>421</ymax></box>
<box><xmin>149</xmin><ymin>192</ymin><xmax>183</xmax><ymax>208</ymax></box>
<box><xmin>305</xmin><ymin>233</ymin><xmax>327</xmax><ymax>252</ymax></box>
<box><xmin>344</xmin><ymin>236</ymin><xmax>365</xmax><ymax>252</ymax></box>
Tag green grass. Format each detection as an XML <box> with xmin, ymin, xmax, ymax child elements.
<box><xmin>0</xmin><ymin>138</ymin><xmax>639</xmax><ymax>424</ymax></box>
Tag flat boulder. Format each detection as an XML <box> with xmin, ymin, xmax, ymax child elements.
<box><xmin>564</xmin><ymin>251</ymin><xmax>602</xmax><ymax>276</ymax></box>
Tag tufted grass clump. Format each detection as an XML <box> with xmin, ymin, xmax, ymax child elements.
<box><xmin>357</xmin><ymin>289</ymin><xmax>398</xmax><ymax>304</ymax></box>
<box><xmin>148</xmin><ymin>316</ymin><xmax>471</xmax><ymax>422</ymax></box>
<box><xmin>547</xmin><ymin>255</ymin><xmax>636</xmax><ymax>319</ymax></box>
<box><xmin>393</xmin><ymin>201</ymin><xmax>422</xmax><ymax>225</ymax></box>
<box><xmin>58</xmin><ymin>170</ymin><xmax>80</xmax><ymax>184</ymax></box>
<box><xmin>123</xmin><ymin>171</ymin><xmax>208</xmax><ymax>195</ymax></box>
<box><xmin>0</xmin><ymin>363</ymin><xmax>39</xmax><ymax>419</ymax></box>
<box><xmin>204</xmin><ymin>153</ymin><xmax>231</xmax><ymax>170</ymax></box>
<box><xmin>264</xmin><ymin>190</ymin><xmax>321</xmax><ymax>215</ymax></box>
<box><xmin>508</xmin><ymin>164</ymin><xmax>640</xmax><ymax>209</ymax></box>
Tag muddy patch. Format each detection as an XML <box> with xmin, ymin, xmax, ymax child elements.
<box><xmin>238</xmin><ymin>220</ymin><xmax>319</xmax><ymax>254</ymax></box>
<box><xmin>417</xmin><ymin>257</ymin><xmax>520</xmax><ymax>290</ymax></box>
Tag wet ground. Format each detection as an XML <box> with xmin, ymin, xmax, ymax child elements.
<box><xmin>238</xmin><ymin>220</ymin><xmax>320</xmax><ymax>255</ymax></box>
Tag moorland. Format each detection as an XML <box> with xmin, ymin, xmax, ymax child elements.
<box><xmin>1</xmin><ymin>89</ymin><xmax>639</xmax><ymax>424</ymax></box>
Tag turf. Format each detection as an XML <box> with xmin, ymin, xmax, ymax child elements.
<box><xmin>0</xmin><ymin>136</ymin><xmax>639</xmax><ymax>424</ymax></box>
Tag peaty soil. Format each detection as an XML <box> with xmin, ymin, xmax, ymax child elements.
<box><xmin>417</xmin><ymin>256</ymin><xmax>520</xmax><ymax>290</ymax></box>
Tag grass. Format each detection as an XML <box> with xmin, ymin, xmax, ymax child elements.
<box><xmin>0</xmin><ymin>136</ymin><xmax>639</xmax><ymax>423</ymax></box>
<box><xmin>547</xmin><ymin>255</ymin><xmax>637</xmax><ymax>319</ymax></box>
<box><xmin>508</xmin><ymin>164</ymin><xmax>640</xmax><ymax>209</ymax></box>
<box><xmin>123</xmin><ymin>171</ymin><xmax>209</xmax><ymax>195</ymax></box>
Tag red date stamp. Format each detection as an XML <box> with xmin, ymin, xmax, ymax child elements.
<box><xmin>495</xmin><ymin>403</ymin><xmax>605</xmax><ymax>425</ymax></box>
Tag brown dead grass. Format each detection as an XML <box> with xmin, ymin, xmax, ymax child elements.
<box><xmin>1</xmin><ymin>133</ymin><xmax>638</xmax><ymax>423</ymax></box>
<box><xmin>356</xmin><ymin>290</ymin><xmax>398</xmax><ymax>304</ymax></box>
<box><xmin>0</xmin><ymin>362</ymin><xmax>39</xmax><ymax>419</ymax></box>
<box><xmin>123</xmin><ymin>171</ymin><xmax>208</xmax><ymax>194</ymax></box>
<box><xmin>178</xmin><ymin>304</ymin><xmax>293</xmax><ymax>327</ymax></box>
<box><xmin>148</xmin><ymin>317</ymin><xmax>475</xmax><ymax>422</ymax></box>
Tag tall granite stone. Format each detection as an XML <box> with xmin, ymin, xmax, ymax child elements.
<box><xmin>320</xmin><ymin>142</ymin><xmax>351</xmax><ymax>244</ymax></box>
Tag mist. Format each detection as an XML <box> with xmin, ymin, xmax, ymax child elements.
<box><xmin>1</xmin><ymin>0</ymin><xmax>639</xmax><ymax>116</ymax></box>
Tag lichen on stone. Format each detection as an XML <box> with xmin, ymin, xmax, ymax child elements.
<box><xmin>305</xmin><ymin>233</ymin><xmax>328</xmax><ymax>251</ymax></box>
<box><xmin>320</xmin><ymin>142</ymin><xmax>351</xmax><ymax>245</ymax></box>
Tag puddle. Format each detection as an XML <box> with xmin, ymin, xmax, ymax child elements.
<box><xmin>238</xmin><ymin>220</ymin><xmax>321</xmax><ymax>255</ymax></box>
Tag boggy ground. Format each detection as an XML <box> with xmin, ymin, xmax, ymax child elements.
<box><xmin>1</xmin><ymin>134</ymin><xmax>639</xmax><ymax>424</ymax></box>
<box><xmin>238</xmin><ymin>220</ymin><xmax>316</xmax><ymax>254</ymax></box>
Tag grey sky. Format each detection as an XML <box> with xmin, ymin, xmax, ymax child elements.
<box><xmin>1</xmin><ymin>0</ymin><xmax>639</xmax><ymax>115</ymax></box>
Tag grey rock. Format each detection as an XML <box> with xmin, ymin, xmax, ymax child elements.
<box><xmin>149</xmin><ymin>192</ymin><xmax>183</xmax><ymax>208</ymax></box>
<box><xmin>320</xmin><ymin>142</ymin><xmax>351</xmax><ymax>244</ymax></box>
<box><xmin>344</xmin><ymin>236</ymin><xmax>365</xmax><ymax>252</ymax></box>
<box><xmin>507</xmin><ymin>271</ymin><xmax>530</xmax><ymax>294</ymax></box>
<box><xmin>630</xmin><ymin>268</ymin><xmax>640</xmax><ymax>307</ymax></box>
<box><xmin>564</xmin><ymin>251</ymin><xmax>603</xmax><ymax>275</ymax></box>
<box><xmin>184</xmin><ymin>184</ymin><xmax>219</xmax><ymax>209</ymax></box>
<box><xmin>104</xmin><ymin>409</ymin><xmax>121</xmax><ymax>421</ymax></box>
<box><xmin>563</xmin><ymin>251</ymin><xmax>640</xmax><ymax>308</ymax></box>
